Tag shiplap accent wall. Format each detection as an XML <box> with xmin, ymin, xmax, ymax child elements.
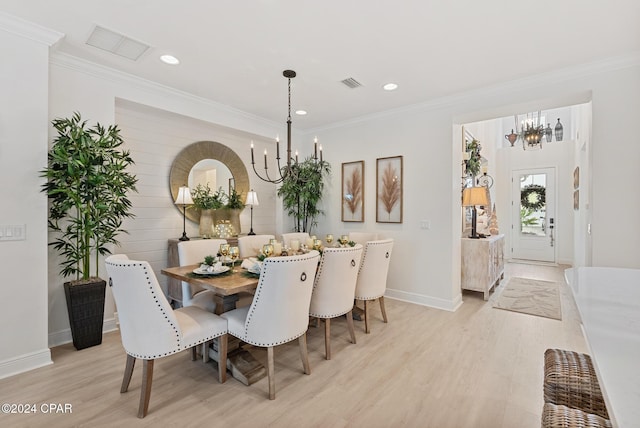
<box><xmin>114</xmin><ymin>99</ymin><xmax>278</xmax><ymax>294</ymax></box>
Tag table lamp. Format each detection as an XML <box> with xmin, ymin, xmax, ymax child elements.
<box><xmin>174</xmin><ymin>185</ymin><xmax>193</xmax><ymax>241</ymax></box>
<box><xmin>245</xmin><ymin>190</ymin><xmax>259</xmax><ymax>236</ymax></box>
<box><xmin>462</xmin><ymin>186</ymin><xmax>489</xmax><ymax>239</ymax></box>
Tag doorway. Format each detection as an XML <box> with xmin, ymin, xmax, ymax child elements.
<box><xmin>511</xmin><ymin>167</ymin><xmax>556</xmax><ymax>263</ymax></box>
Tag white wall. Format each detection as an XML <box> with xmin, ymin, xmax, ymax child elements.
<box><xmin>0</xmin><ymin>16</ymin><xmax>62</xmax><ymax>378</ymax></box>
<box><xmin>46</xmin><ymin>55</ymin><xmax>284</xmax><ymax>346</ymax></box>
<box><xmin>304</xmin><ymin>54</ymin><xmax>640</xmax><ymax>311</ymax></box>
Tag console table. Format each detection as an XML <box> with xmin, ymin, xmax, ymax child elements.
<box><xmin>461</xmin><ymin>234</ymin><xmax>504</xmax><ymax>300</ymax></box>
<box><xmin>167</xmin><ymin>237</ymin><xmax>239</xmax><ymax>306</ymax></box>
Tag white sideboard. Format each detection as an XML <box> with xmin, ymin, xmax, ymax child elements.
<box><xmin>461</xmin><ymin>234</ymin><xmax>504</xmax><ymax>300</ymax></box>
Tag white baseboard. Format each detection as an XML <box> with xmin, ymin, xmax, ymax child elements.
<box><xmin>0</xmin><ymin>348</ymin><xmax>52</xmax><ymax>380</ymax></box>
<box><xmin>48</xmin><ymin>317</ymin><xmax>119</xmax><ymax>348</ymax></box>
<box><xmin>385</xmin><ymin>288</ymin><xmax>463</xmax><ymax>312</ymax></box>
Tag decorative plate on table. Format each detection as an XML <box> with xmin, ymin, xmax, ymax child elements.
<box><xmin>192</xmin><ymin>266</ymin><xmax>230</xmax><ymax>275</ymax></box>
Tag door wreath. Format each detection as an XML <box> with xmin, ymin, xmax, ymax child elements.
<box><xmin>521</xmin><ymin>184</ymin><xmax>546</xmax><ymax>210</ymax></box>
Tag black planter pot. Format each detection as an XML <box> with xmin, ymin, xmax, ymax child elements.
<box><xmin>64</xmin><ymin>278</ymin><xmax>106</xmax><ymax>350</ymax></box>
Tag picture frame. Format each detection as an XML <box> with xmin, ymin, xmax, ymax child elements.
<box><xmin>376</xmin><ymin>156</ymin><xmax>403</xmax><ymax>223</ymax></box>
<box><xmin>573</xmin><ymin>166</ymin><xmax>580</xmax><ymax>189</ymax></box>
<box><xmin>342</xmin><ymin>161</ymin><xmax>364</xmax><ymax>222</ymax></box>
<box><xmin>573</xmin><ymin>190</ymin><xmax>579</xmax><ymax>211</ymax></box>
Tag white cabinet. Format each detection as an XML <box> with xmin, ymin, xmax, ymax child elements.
<box><xmin>461</xmin><ymin>234</ymin><xmax>504</xmax><ymax>300</ymax></box>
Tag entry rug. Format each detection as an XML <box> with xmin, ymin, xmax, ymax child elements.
<box><xmin>493</xmin><ymin>277</ymin><xmax>562</xmax><ymax>320</ymax></box>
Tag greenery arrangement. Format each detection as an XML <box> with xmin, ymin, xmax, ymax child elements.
<box><xmin>520</xmin><ymin>184</ymin><xmax>546</xmax><ymax>211</ymax></box>
<box><xmin>465</xmin><ymin>139</ymin><xmax>482</xmax><ymax>177</ymax></box>
<box><xmin>41</xmin><ymin>112</ymin><xmax>138</xmax><ymax>280</ymax></box>
<box><xmin>277</xmin><ymin>157</ymin><xmax>331</xmax><ymax>233</ymax></box>
<box><xmin>191</xmin><ymin>183</ymin><xmax>224</xmax><ymax>210</ymax></box>
<box><xmin>190</xmin><ymin>184</ymin><xmax>244</xmax><ymax>210</ymax></box>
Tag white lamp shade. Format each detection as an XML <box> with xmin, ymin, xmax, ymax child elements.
<box><xmin>174</xmin><ymin>186</ymin><xmax>194</xmax><ymax>205</ymax></box>
<box><xmin>245</xmin><ymin>190</ymin><xmax>259</xmax><ymax>206</ymax></box>
<box><xmin>462</xmin><ymin>186</ymin><xmax>489</xmax><ymax>207</ymax></box>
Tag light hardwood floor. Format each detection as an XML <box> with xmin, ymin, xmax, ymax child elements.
<box><xmin>0</xmin><ymin>262</ymin><xmax>587</xmax><ymax>428</ymax></box>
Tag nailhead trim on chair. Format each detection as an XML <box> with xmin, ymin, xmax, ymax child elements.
<box><xmin>107</xmin><ymin>260</ymin><xmax>225</xmax><ymax>359</ymax></box>
<box><xmin>354</xmin><ymin>240</ymin><xmax>392</xmax><ymax>301</ymax></box>
<box><xmin>309</xmin><ymin>246</ymin><xmax>361</xmax><ymax>319</ymax></box>
<box><xmin>239</xmin><ymin>253</ymin><xmax>315</xmax><ymax>347</ymax></box>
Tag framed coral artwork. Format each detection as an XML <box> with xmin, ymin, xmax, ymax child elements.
<box><xmin>376</xmin><ymin>156</ymin><xmax>403</xmax><ymax>223</ymax></box>
<box><xmin>342</xmin><ymin>160</ymin><xmax>364</xmax><ymax>222</ymax></box>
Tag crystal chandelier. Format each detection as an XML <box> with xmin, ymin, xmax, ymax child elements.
<box><xmin>250</xmin><ymin>70</ymin><xmax>323</xmax><ymax>184</ymax></box>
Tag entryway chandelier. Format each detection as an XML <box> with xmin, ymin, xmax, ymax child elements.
<box><xmin>505</xmin><ymin>111</ymin><xmax>551</xmax><ymax>151</ymax></box>
<box><xmin>250</xmin><ymin>70</ymin><xmax>323</xmax><ymax>184</ymax></box>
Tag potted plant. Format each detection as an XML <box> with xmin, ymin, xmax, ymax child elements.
<box><xmin>190</xmin><ymin>183</ymin><xmax>224</xmax><ymax>237</ymax></box>
<box><xmin>219</xmin><ymin>187</ymin><xmax>245</xmax><ymax>236</ymax></box>
<box><xmin>41</xmin><ymin>112</ymin><xmax>138</xmax><ymax>350</ymax></box>
<box><xmin>277</xmin><ymin>157</ymin><xmax>331</xmax><ymax>233</ymax></box>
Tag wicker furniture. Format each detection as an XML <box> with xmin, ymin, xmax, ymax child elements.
<box><xmin>543</xmin><ymin>349</ymin><xmax>609</xmax><ymax>420</ymax></box>
<box><xmin>542</xmin><ymin>403</ymin><xmax>612</xmax><ymax>428</ymax></box>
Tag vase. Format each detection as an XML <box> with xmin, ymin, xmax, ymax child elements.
<box><xmin>199</xmin><ymin>209</ymin><xmax>215</xmax><ymax>238</ymax></box>
<box><xmin>545</xmin><ymin>123</ymin><xmax>553</xmax><ymax>142</ymax></box>
<box><xmin>554</xmin><ymin>118</ymin><xmax>564</xmax><ymax>142</ymax></box>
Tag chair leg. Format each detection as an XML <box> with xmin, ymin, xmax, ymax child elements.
<box><xmin>267</xmin><ymin>346</ymin><xmax>275</xmax><ymax>400</ymax></box>
<box><xmin>218</xmin><ymin>334</ymin><xmax>228</xmax><ymax>384</ymax></box>
<box><xmin>364</xmin><ymin>300</ymin><xmax>370</xmax><ymax>334</ymax></box>
<box><xmin>379</xmin><ymin>296</ymin><xmax>388</xmax><ymax>323</ymax></box>
<box><xmin>324</xmin><ymin>318</ymin><xmax>331</xmax><ymax>360</ymax></box>
<box><xmin>191</xmin><ymin>346</ymin><xmax>197</xmax><ymax>361</ymax></box>
<box><xmin>138</xmin><ymin>359</ymin><xmax>154</xmax><ymax>418</ymax></box>
<box><xmin>299</xmin><ymin>333</ymin><xmax>311</xmax><ymax>375</ymax></box>
<box><xmin>203</xmin><ymin>340</ymin><xmax>210</xmax><ymax>363</ymax></box>
<box><xmin>121</xmin><ymin>354</ymin><xmax>136</xmax><ymax>393</ymax></box>
<box><xmin>346</xmin><ymin>309</ymin><xmax>357</xmax><ymax>344</ymax></box>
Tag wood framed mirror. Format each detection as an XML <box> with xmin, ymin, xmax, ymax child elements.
<box><xmin>169</xmin><ymin>141</ymin><xmax>249</xmax><ymax>223</ymax></box>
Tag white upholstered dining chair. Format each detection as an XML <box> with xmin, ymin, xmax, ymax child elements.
<box><xmin>281</xmin><ymin>232</ymin><xmax>310</xmax><ymax>248</ymax></box>
<box><xmin>309</xmin><ymin>244</ymin><xmax>363</xmax><ymax>359</ymax></box>
<box><xmin>104</xmin><ymin>254</ymin><xmax>228</xmax><ymax>418</ymax></box>
<box><xmin>177</xmin><ymin>239</ymin><xmax>227</xmax><ymax>361</ymax></box>
<box><xmin>221</xmin><ymin>250</ymin><xmax>320</xmax><ymax>399</ymax></box>
<box><xmin>237</xmin><ymin>234</ymin><xmax>275</xmax><ymax>258</ymax></box>
<box><xmin>177</xmin><ymin>239</ymin><xmax>227</xmax><ymax>312</ymax></box>
<box><xmin>354</xmin><ymin>239</ymin><xmax>394</xmax><ymax>334</ymax></box>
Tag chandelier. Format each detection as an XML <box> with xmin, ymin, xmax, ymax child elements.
<box><xmin>505</xmin><ymin>111</ymin><xmax>550</xmax><ymax>150</ymax></box>
<box><xmin>250</xmin><ymin>70</ymin><xmax>323</xmax><ymax>184</ymax></box>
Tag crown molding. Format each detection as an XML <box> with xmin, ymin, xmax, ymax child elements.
<box><xmin>49</xmin><ymin>51</ymin><xmax>280</xmax><ymax>132</ymax></box>
<box><xmin>308</xmin><ymin>51</ymin><xmax>640</xmax><ymax>134</ymax></box>
<box><xmin>0</xmin><ymin>12</ymin><xmax>64</xmax><ymax>46</ymax></box>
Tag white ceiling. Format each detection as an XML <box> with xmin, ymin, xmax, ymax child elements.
<box><xmin>2</xmin><ymin>0</ymin><xmax>639</xmax><ymax>130</ymax></box>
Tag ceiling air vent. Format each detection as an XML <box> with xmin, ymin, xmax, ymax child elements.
<box><xmin>86</xmin><ymin>25</ymin><xmax>150</xmax><ymax>61</ymax></box>
<box><xmin>341</xmin><ymin>77</ymin><xmax>363</xmax><ymax>89</ymax></box>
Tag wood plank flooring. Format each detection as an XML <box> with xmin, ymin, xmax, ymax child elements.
<box><xmin>0</xmin><ymin>262</ymin><xmax>587</xmax><ymax>428</ymax></box>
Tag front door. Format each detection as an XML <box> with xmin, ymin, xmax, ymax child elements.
<box><xmin>511</xmin><ymin>167</ymin><xmax>556</xmax><ymax>262</ymax></box>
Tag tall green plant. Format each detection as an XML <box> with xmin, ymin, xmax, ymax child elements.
<box><xmin>41</xmin><ymin>112</ymin><xmax>138</xmax><ymax>280</ymax></box>
<box><xmin>277</xmin><ymin>157</ymin><xmax>330</xmax><ymax>233</ymax></box>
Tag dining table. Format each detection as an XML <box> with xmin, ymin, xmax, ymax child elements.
<box><xmin>161</xmin><ymin>263</ymin><xmax>265</xmax><ymax>386</ymax></box>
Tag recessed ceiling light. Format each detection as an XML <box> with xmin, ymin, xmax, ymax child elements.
<box><xmin>160</xmin><ymin>54</ymin><xmax>180</xmax><ymax>65</ymax></box>
<box><xmin>383</xmin><ymin>83</ymin><xmax>398</xmax><ymax>91</ymax></box>
<box><xmin>295</xmin><ymin>110</ymin><xmax>307</xmax><ymax>116</ymax></box>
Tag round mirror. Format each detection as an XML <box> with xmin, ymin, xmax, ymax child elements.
<box><xmin>169</xmin><ymin>141</ymin><xmax>250</xmax><ymax>223</ymax></box>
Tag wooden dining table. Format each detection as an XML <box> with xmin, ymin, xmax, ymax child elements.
<box><xmin>161</xmin><ymin>263</ymin><xmax>265</xmax><ymax>385</ymax></box>
<box><xmin>161</xmin><ymin>263</ymin><xmax>259</xmax><ymax>315</ymax></box>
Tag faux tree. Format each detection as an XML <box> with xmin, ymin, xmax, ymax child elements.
<box><xmin>277</xmin><ymin>157</ymin><xmax>331</xmax><ymax>233</ymax></box>
<box><xmin>41</xmin><ymin>112</ymin><xmax>138</xmax><ymax>280</ymax></box>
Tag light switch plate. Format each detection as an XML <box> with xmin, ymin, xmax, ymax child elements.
<box><xmin>0</xmin><ymin>224</ymin><xmax>26</xmax><ymax>241</ymax></box>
